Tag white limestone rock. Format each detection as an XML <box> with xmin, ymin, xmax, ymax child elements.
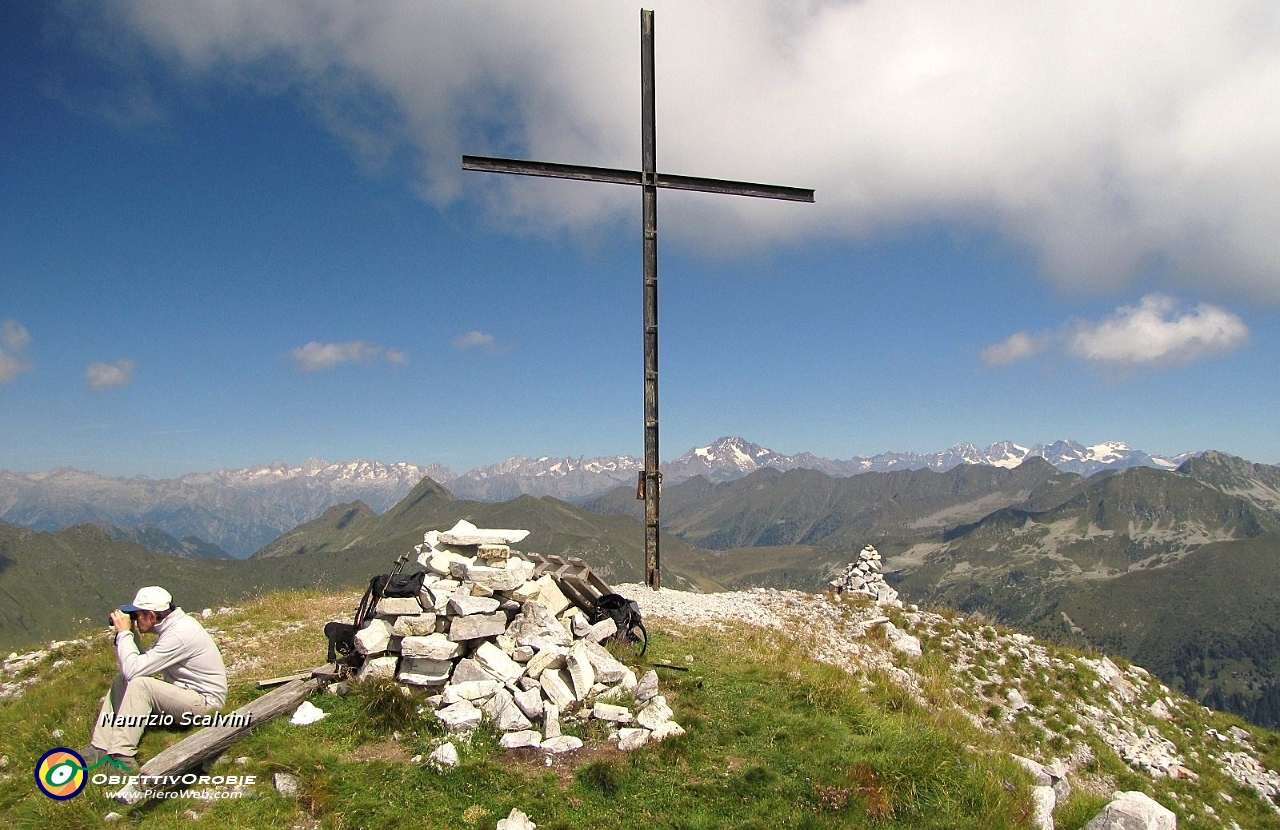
<box><xmin>391</xmin><ymin>615</ymin><xmax>439</xmax><ymax>637</ymax></box>
<box><xmin>540</xmin><ymin>669</ymin><xmax>576</xmax><ymax>709</ymax></box>
<box><xmin>540</xmin><ymin>735</ymin><xmax>583</xmax><ymax>754</ymax></box>
<box><xmin>587</xmin><ymin>617</ymin><xmax>618</xmax><ymax>643</ymax></box>
<box><xmin>425</xmin><ymin>550</ymin><xmax>474</xmax><ymax>577</ymax></box>
<box><xmin>400</xmin><ymin>633</ymin><xmax>465</xmax><ymax>661</ymax></box>
<box><xmin>397</xmin><ymin>657</ymin><xmax>452</xmax><ymax>686</ymax></box>
<box><xmin>442</xmin><ymin>680</ymin><xmax>502</xmax><ymax>705</ymax></box>
<box><xmin>1082</xmin><ymin>791</ymin><xmax>1176</xmax><ymax>830</ymax></box>
<box><xmin>633</xmin><ymin>670</ymin><xmax>660</xmax><ymax>703</ymax></box>
<box><xmin>375</xmin><ymin>596</ymin><xmax>424</xmax><ymax>616</ymax></box>
<box><xmin>428</xmin><ymin>742</ymin><xmax>459</xmax><ymax>768</ymax></box>
<box><xmin>892</xmin><ymin>633</ymin><xmax>923</xmax><ymax>659</ymax></box>
<box><xmin>617</xmin><ymin>728</ymin><xmax>650</xmax><ymax>752</ymax></box>
<box><xmin>274</xmin><ymin>772</ymin><xmax>300</xmax><ymax>797</ymax></box>
<box><xmin>566</xmin><ymin>645</ymin><xmax>596</xmax><ymax>700</ymax></box>
<box><xmin>592</xmin><ymin>702</ymin><xmax>633</xmax><ymax>723</ymax></box>
<box><xmin>499</xmin><ymin>730</ymin><xmax>542</xmax><ymax>750</ymax></box>
<box><xmin>1006</xmin><ymin>689</ymin><xmax>1030</xmax><ymax>711</ymax></box>
<box><xmin>495</xmin><ymin>807</ymin><xmax>537</xmax><ymax>830</ymax></box>
<box><xmin>448</xmin><ymin>595</ymin><xmax>501</xmax><ymax>616</ymax></box>
<box><xmin>464</xmin><ymin>559</ymin><xmax>535</xmax><ymax>592</ymax></box>
<box><xmin>543</xmin><ymin>703</ymin><xmax>561</xmax><ymax>739</ymax></box>
<box><xmin>524</xmin><ymin>648</ymin><xmax>567</xmax><ymax>680</ymax></box>
<box><xmin>356</xmin><ymin>654</ymin><xmax>398</xmax><ymax>682</ymax></box>
<box><xmin>636</xmin><ymin>696</ymin><xmax>673</xmax><ymax>731</ymax></box>
<box><xmin>1091</xmin><ymin>657</ymin><xmax>1138</xmax><ymax>703</ymax></box>
<box><xmin>650</xmin><ymin>721</ymin><xmax>686</xmax><ymax>742</ymax></box>
<box><xmin>435</xmin><ymin>700</ymin><xmax>483</xmax><ymax>733</ymax></box>
<box><xmin>354</xmin><ymin>619</ymin><xmax>393</xmax><ymax>655</ymax></box>
<box><xmin>484</xmin><ymin>690</ymin><xmax>534</xmax><ymax>732</ymax></box>
<box><xmin>1011</xmin><ymin>755</ymin><xmax>1052</xmax><ymax>786</ymax></box>
<box><xmin>533</xmin><ymin>575</ymin><xmax>572</xmax><ymax>617</ymax></box>
<box><xmin>513</xmin><ymin>686</ymin><xmax>544</xmax><ymax>720</ymax></box>
<box><xmin>580</xmin><ymin>640</ymin><xmax>628</xmax><ymax>684</ymax></box>
<box><xmin>448</xmin><ymin>657</ymin><xmax>492</xmax><ymax>684</ymax></box>
<box><xmin>512</xmin><ymin>602</ymin><xmax>572</xmax><ymax>651</ymax></box>
<box><xmin>474</xmin><ymin>641</ymin><xmax>525</xmax><ymax>684</ymax></box>
<box><xmin>510</xmin><ymin>581</ymin><xmax>541</xmax><ymax>603</ymax></box>
<box><xmin>448</xmin><ymin>612</ymin><xmax>508</xmax><ymax>642</ymax></box>
<box><xmin>439</xmin><ymin>520</ymin><xmax>530</xmax><ymax>547</ymax></box>
<box><xmin>1031</xmin><ymin>786</ymin><xmax>1056</xmax><ymax>830</ymax></box>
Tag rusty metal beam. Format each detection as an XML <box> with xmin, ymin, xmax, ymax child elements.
<box><xmin>641</xmin><ymin>7</ymin><xmax>660</xmax><ymax>590</ymax></box>
<box><xmin>462</xmin><ymin>156</ymin><xmax>814</xmax><ymax>203</ymax></box>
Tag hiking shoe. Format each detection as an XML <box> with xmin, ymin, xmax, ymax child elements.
<box><xmin>76</xmin><ymin>745</ymin><xmax>108</xmax><ymax>767</ymax></box>
<box><xmin>107</xmin><ymin>754</ymin><xmax>139</xmax><ymax>775</ymax></box>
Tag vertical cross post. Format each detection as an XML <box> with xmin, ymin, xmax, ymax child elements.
<box><xmin>462</xmin><ymin>9</ymin><xmax>813</xmax><ymax>591</ymax></box>
<box><xmin>640</xmin><ymin>9</ymin><xmax>661</xmax><ymax>588</ymax></box>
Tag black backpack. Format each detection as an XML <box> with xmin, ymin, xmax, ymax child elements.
<box><xmin>325</xmin><ymin>554</ymin><xmax>425</xmax><ymax>668</ymax></box>
<box><xmin>590</xmin><ymin>593</ymin><xmax>647</xmax><ymax>656</ymax></box>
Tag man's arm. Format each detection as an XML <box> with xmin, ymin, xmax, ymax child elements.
<box><xmin>114</xmin><ymin>622</ymin><xmax>192</xmax><ymax>681</ymax></box>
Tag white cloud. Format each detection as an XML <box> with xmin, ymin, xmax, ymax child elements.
<box><xmin>983</xmin><ymin>293</ymin><xmax>1248</xmax><ymax>372</ymax></box>
<box><xmin>290</xmin><ymin>340</ymin><xmax>406</xmax><ymax>372</ymax></box>
<box><xmin>84</xmin><ymin>1</ymin><xmax>1280</xmax><ymax>302</ymax></box>
<box><xmin>981</xmin><ymin>332</ymin><xmax>1047</xmax><ymax>367</ymax></box>
<box><xmin>85</xmin><ymin>359</ymin><xmax>135</xmax><ymax>390</ymax></box>
<box><xmin>2</xmin><ymin>320</ymin><xmax>30</xmax><ymax>352</ymax></box>
<box><xmin>0</xmin><ymin>320</ymin><xmax>34</xmax><ymax>385</ymax></box>
<box><xmin>451</xmin><ymin>331</ymin><xmax>499</xmax><ymax>353</ymax></box>
<box><xmin>1066</xmin><ymin>294</ymin><xmax>1249</xmax><ymax>366</ymax></box>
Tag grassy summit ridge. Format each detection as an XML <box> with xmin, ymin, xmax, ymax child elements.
<box><xmin>1</xmin><ymin>586</ymin><xmax>1279</xmax><ymax>828</ymax></box>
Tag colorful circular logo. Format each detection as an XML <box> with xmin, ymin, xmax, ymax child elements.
<box><xmin>34</xmin><ymin>748</ymin><xmax>88</xmax><ymax>800</ymax></box>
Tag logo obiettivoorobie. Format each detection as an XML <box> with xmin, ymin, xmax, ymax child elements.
<box><xmin>35</xmin><ymin>747</ymin><xmax>132</xmax><ymax>800</ymax></box>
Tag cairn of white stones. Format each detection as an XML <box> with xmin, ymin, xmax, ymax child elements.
<box><xmin>344</xmin><ymin>519</ymin><xmax>684</xmax><ymax>755</ymax></box>
<box><xmin>828</xmin><ymin>544</ymin><xmax>901</xmax><ymax>607</ymax></box>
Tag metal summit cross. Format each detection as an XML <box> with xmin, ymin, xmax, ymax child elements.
<box><xmin>463</xmin><ymin>9</ymin><xmax>813</xmax><ymax>590</ymax></box>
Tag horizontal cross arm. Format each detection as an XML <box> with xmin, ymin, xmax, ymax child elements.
<box><xmin>463</xmin><ymin>156</ymin><xmax>639</xmax><ymax>187</ymax></box>
<box><xmin>654</xmin><ymin>172</ymin><xmax>813</xmax><ymax>203</ymax></box>
<box><xmin>462</xmin><ymin>155</ymin><xmax>814</xmax><ymax>203</ymax></box>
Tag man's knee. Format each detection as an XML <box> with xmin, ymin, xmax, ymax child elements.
<box><xmin>122</xmin><ymin>676</ymin><xmax>164</xmax><ymax>707</ymax></box>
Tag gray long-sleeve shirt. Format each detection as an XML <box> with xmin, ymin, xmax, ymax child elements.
<box><xmin>115</xmin><ymin>607</ymin><xmax>228</xmax><ymax>708</ymax></box>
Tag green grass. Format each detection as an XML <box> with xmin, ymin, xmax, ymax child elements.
<box><xmin>0</xmin><ymin>590</ymin><xmax>1038</xmax><ymax>829</ymax></box>
<box><xmin>6</xmin><ymin>588</ymin><xmax>1280</xmax><ymax>829</ymax></box>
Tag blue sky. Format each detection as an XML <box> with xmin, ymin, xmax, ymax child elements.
<box><xmin>3</xmin><ymin>1</ymin><xmax>1278</xmax><ymax>478</ymax></box>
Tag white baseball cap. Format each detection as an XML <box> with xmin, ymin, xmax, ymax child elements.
<box><xmin>121</xmin><ymin>586</ymin><xmax>173</xmax><ymax>613</ymax></box>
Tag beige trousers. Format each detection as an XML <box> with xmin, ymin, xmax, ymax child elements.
<box><xmin>90</xmin><ymin>674</ymin><xmax>214</xmax><ymax>757</ymax></box>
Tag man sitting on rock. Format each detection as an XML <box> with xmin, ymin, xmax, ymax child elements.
<box><xmin>81</xmin><ymin>586</ymin><xmax>227</xmax><ymax>773</ymax></box>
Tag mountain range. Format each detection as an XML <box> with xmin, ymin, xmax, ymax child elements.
<box><xmin>618</xmin><ymin>450</ymin><xmax>1280</xmax><ymax>727</ymax></box>
<box><xmin>0</xmin><ymin>437</ymin><xmax>1196</xmax><ymax>556</ymax></box>
<box><xmin>4</xmin><ymin>447</ymin><xmax>1280</xmax><ymax>730</ymax></box>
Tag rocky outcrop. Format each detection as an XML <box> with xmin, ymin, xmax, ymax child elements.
<box><xmin>1083</xmin><ymin>791</ymin><xmax>1176</xmax><ymax>829</ymax></box>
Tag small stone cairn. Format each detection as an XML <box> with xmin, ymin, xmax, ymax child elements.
<box><xmin>346</xmin><ymin>520</ymin><xmax>683</xmax><ymax>754</ymax></box>
<box><xmin>828</xmin><ymin>544</ymin><xmax>901</xmax><ymax>607</ymax></box>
